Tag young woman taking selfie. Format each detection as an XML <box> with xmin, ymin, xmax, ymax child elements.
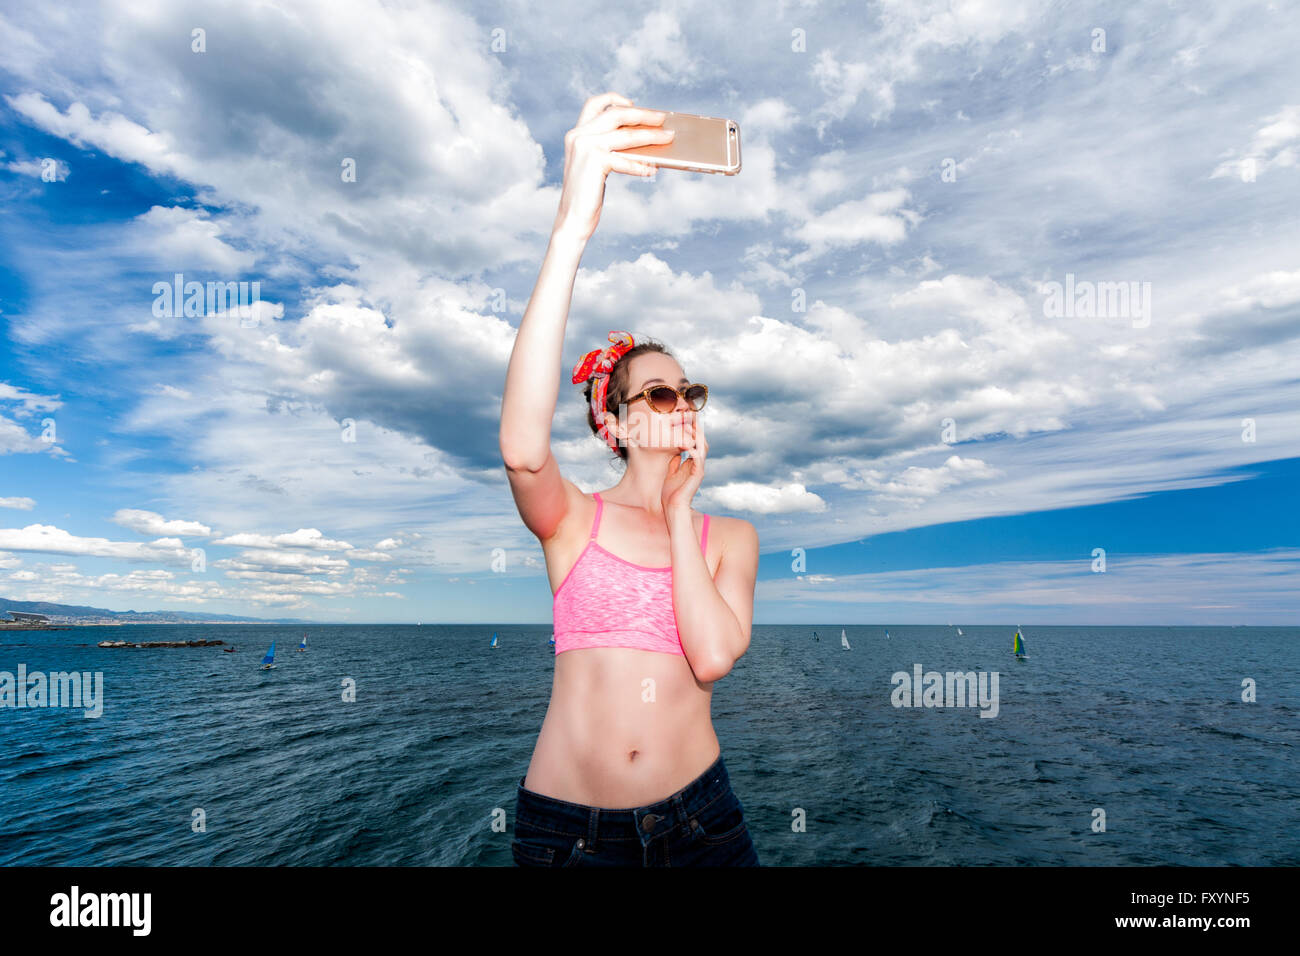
<box><xmin>498</xmin><ymin>92</ymin><xmax>761</xmax><ymax>866</ymax></box>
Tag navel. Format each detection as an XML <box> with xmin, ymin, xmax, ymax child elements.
<box><xmin>628</xmin><ymin>749</ymin><xmax>639</xmax><ymax>761</ymax></box>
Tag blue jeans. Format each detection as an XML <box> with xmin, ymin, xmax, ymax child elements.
<box><xmin>512</xmin><ymin>752</ymin><xmax>760</xmax><ymax>866</ymax></box>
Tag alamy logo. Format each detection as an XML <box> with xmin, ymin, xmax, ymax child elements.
<box><xmin>891</xmin><ymin>663</ymin><xmax>1000</xmax><ymax>718</ymax></box>
<box><xmin>1039</xmin><ymin>272</ymin><xmax>1151</xmax><ymax>328</ymax></box>
<box><xmin>49</xmin><ymin>886</ymin><xmax>151</xmax><ymax>936</ymax></box>
<box><xmin>0</xmin><ymin>665</ymin><xmax>103</xmax><ymax>718</ymax></box>
<box><xmin>152</xmin><ymin>272</ymin><xmax>261</xmax><ymax>323</ymax></box>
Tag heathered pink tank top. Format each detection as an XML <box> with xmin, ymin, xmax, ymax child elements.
<box><xmin>552</xmin><ymin>491</ymin><xmax>709</xmax><ymax>656</ymax></box>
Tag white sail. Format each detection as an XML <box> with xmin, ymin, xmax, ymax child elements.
<box><xmin>841</xmin><ymin>628</ymin><xmax>851</xmax><ymax>650</ymax></box>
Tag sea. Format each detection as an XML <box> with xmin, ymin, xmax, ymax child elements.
<box><xmin>1</xmin><ymin>623</ymin><xmax>1296</xmax><ymax>866</ymax></box>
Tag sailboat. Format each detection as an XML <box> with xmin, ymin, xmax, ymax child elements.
<box><xmin>957</xmin><ymin>627</ymin><xmax>963</xmax><ymax>636</ymax></box>
<box><xmin>884</xmin><ymin>629</ymin><xmax>890</xmax><ymax>640</ymax></box>
<box><xmin>490</xmin><ymin>632</ymin><xmax>499</xmax><ymax>648</ymax></box>
<box><xmin>548</xmin><ymin>633</ymin><xmax>555</xmax><ymax>647</ymax></box>
<box><xmin>261</xmin><ymin>642</ymin><xmax>276</xmax><ymax>670</ymax></box>
<box><xmin>813</xmin><ymin>630</ymin><xmax>819</xmax><ymax>642</ymax></box>
<box><xmin>297</xmin><ymin>633</ymin><xmax>308</xmax><ymax>653</ymax></box>
<box><xmin>1013</xmin><ymin>628</ymin><xmax>1028</xmax><ymax>660</ymax></box>
<box><xmin>841</xmin><ymin>628</ymin><xmax>851</xmax><ymax>650</ymax></box>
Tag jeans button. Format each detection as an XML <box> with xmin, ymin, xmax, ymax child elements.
<box><xmin>576</xmin><ymin>838</ymin><xmax>585</xmax><ymax>848</ymax></box>
<box><xmin>641</xmin><ymin>813</ymin><xmax>659</xmax><ymax>832</ymax></box>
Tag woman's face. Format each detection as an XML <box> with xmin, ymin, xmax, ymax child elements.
<box><xmin>611</xmin><ymin>353</ymin><xmax>696</xmax><ymax>454</ymax></box>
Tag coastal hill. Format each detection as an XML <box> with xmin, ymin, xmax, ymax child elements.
<box><xmin>0</xmin><ymin>597</ymin><xmax>314</xmax><ymax>626</ymax></box>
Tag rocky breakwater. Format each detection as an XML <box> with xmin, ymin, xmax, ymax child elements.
<box><xmin>97</xmin><ymin>639</ymin><xmax>227</xmax><ymax>648</ymax></box>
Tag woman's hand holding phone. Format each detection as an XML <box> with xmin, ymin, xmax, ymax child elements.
<box><xmin>552</xmin><ymin>92</ymin><xmax>674</xmax><ymax>243</ymax></box>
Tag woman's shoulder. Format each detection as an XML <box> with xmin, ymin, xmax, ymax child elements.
<box><xmin>704</xmin><ymin>513</ymin><xmax>758</xmax><ymax>548</ymax></box>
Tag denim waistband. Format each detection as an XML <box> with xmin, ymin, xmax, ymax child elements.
<box><xmin>516</xmin><ymin>752</ymin><xmax>732</xmax><ymax>846</ymax></box>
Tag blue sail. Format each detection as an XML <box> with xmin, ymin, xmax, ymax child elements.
<box><xmin>490</xmin><ymin>632</ymin><xmax>498</xmax><ymax>647</ymax></box>
<box><xmin>298</xmin><ymin>634</ymin><xmax>307</xmax><ymax>649</ymax></box>
<box><xmin>261</xmin><ymin>642</ymin><xmax>275</xmax><ymax>665</ymax></box>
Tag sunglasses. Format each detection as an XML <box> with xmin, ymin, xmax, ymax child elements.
<box><xmin>625</xmin><ymin>383</ymin><xmax>708</xmax><ymax>414</ymax></box>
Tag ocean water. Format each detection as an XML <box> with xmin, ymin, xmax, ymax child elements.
<box><xmin>1</xmin><ymin>624</ymin><xmax>1296</xmax><ymax>866</ymax></box>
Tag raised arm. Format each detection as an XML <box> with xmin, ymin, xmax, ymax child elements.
<box><xmin>498</xmin><ymin>93</ymin><xmax>672</xmax><ymax>541</ymax></box>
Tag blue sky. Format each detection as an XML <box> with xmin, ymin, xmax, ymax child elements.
<box><xmin>1</xmin><ymin>0</ymin><xmax>1297</xmax><ymax>625</ymax></box>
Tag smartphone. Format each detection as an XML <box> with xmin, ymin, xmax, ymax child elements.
<box><xmin>619</xmin><ymin>110</ymin><xmax>741</xmax><ymax>175</ymax></box>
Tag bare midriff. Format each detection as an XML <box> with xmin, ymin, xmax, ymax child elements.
<box><xmin>523</xmin><ymin>646</ymin><xmax>721</xmax><ymax>808</ymax></box>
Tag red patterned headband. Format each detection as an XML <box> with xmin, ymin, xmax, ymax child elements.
<box><xmin>571</xmin><ymin>330</ymin><xmax>635</xmax><ymax>451</ymax></box>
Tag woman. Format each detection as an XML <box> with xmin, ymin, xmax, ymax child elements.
<box><xmin>499</xmin><ymin>92</ymin><xmax>761</xmax><ymax>866</ymax></box>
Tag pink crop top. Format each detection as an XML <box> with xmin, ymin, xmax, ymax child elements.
<box><xmin>552</xmin><ymin>491</ymin><xmax>709</xmax><ymax>656</ymax></box>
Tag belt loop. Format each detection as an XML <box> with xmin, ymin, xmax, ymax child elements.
<box><xmin>587</xmin><ymin>807</ymin><xmax>598</xmax><ymax>848</ymax></box>
<box><xmin>672</xmin><ymin>793</ymin><xmax>688</xmax><ymax>827</ymax></box>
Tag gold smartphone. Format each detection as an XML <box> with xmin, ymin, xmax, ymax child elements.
<box><xmin>619</xmin><ymin>110</ymin><xmax>741</xmax><ymax>175</ymax></box>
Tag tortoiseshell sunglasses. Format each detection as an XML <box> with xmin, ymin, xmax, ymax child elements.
<box><xmin>625</xmin><ymin>383</ymin><xmax>708</xmax><ymax>414</ymax></box>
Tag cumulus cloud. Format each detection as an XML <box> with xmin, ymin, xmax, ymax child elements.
<box><xmin>791</xmin><ymin>188</ymin><xmax>922</xmax><ymax>255</ymax></box>
<box><xmin>0</xmin><ymin>524</ymin><xmax>194</xmax><ymax>565</ymax></box>
<box><xmin>707</xmin><ymin>482</ymin><xmax>828</xmax><ymax>515</ymax></box>
<box><xmin>111</xmin><ymin>509</ymin><xmax>212</xmax><ymax>537</ymax></box>
<box><xmin>125</xmin><ymin>205</ymin><xmax>258</xmax><ymax>273</ymax></box>
<box><xmin>210</xmin><ymin>528</ymin><xmax>354</xmax><ymax>550</ymax></box>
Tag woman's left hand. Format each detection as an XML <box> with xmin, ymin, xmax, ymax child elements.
<box><xmin>661</xmin><ymin>413</ymin><xmax>707</xmax><ymax>518</ymax></box>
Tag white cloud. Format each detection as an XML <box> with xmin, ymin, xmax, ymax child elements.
<box><xmin>603</xmin><ymin>9</ymin><xmax>697</xmax><ymax>96</ymax></box>
<box><xmin>1211</xmin><ymin>104</ymin><xmax>1300</xmax><ymax>179</ymax></box>
<box><xmin>791</xmin><ymin>188</ymin><xmax>921</xmax><ymax>254</ymax></box>
<box><xmin>826</xmin><ymin>455</ymin><xmax>1001</xmax><ymax>503</ymax></box>
<box><xmin>4</xmin><ymin>157</ymin><xmax>68</xmax><ymax>180</ymax></box>
<box><xmin>0</xmin><ymin>416</ymin><xmax>71</xmax><ymax>458</ymax></box>
<box><xmin>6</xmin><ymin>92</ymin><xmax>195</xmax><ymax>179</ymax></box>
<box><xmin>0</xmin><ymin>382</ymin><xmax>63</xmax><ymax>415</ymax></box>
<box><xmin>210</xmin><ymin>528</ymin><xmax>354</xmax><ymax>551</ymax></box>
<box><xmin>707</xmin><ymin>481</ymin><xmax>827</xmax><ymax>515</ymax></box>
<box><xmin>110</xmin><ymin>509</ymin><xmax>212</xmax><ymax>537</ymax></box>
<box><xmin>740</xmin><ymin>98</ymin><xmax>796</xmax><ymax>136</ymax></box>
<box><xmin>126</xmin><ymin>206</ymin><xmax>257</xmax><ymax>273</ymax></box>
<box><xmin>1215</xmin><ymin>268</ymin><xmax>1300</xmax><ymax>312</ymax></box>
<box><xmin>216</xmin><ymin>549</ymin><xmax>351</xmax><ymax>572</ymax></box>
<box><xmin>0</xmin><ymin>524</ymin><xmax>193</xmax><ymax>565</ymax></box>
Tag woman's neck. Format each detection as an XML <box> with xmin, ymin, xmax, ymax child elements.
<box><xmin>605</xmin><ymin>451</ymin><xmax>685</xmax><ymax>516</ymax></box>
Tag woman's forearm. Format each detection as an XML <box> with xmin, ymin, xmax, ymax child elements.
<box><xmin>667</xmin><ymin>507</ymin><xmax>744</xmax><ymax>682</ymax></box>
<box><xmin>499</xmin><ymin>225</ymin><xmax>589</xmax><ymax>471</ymax></box>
